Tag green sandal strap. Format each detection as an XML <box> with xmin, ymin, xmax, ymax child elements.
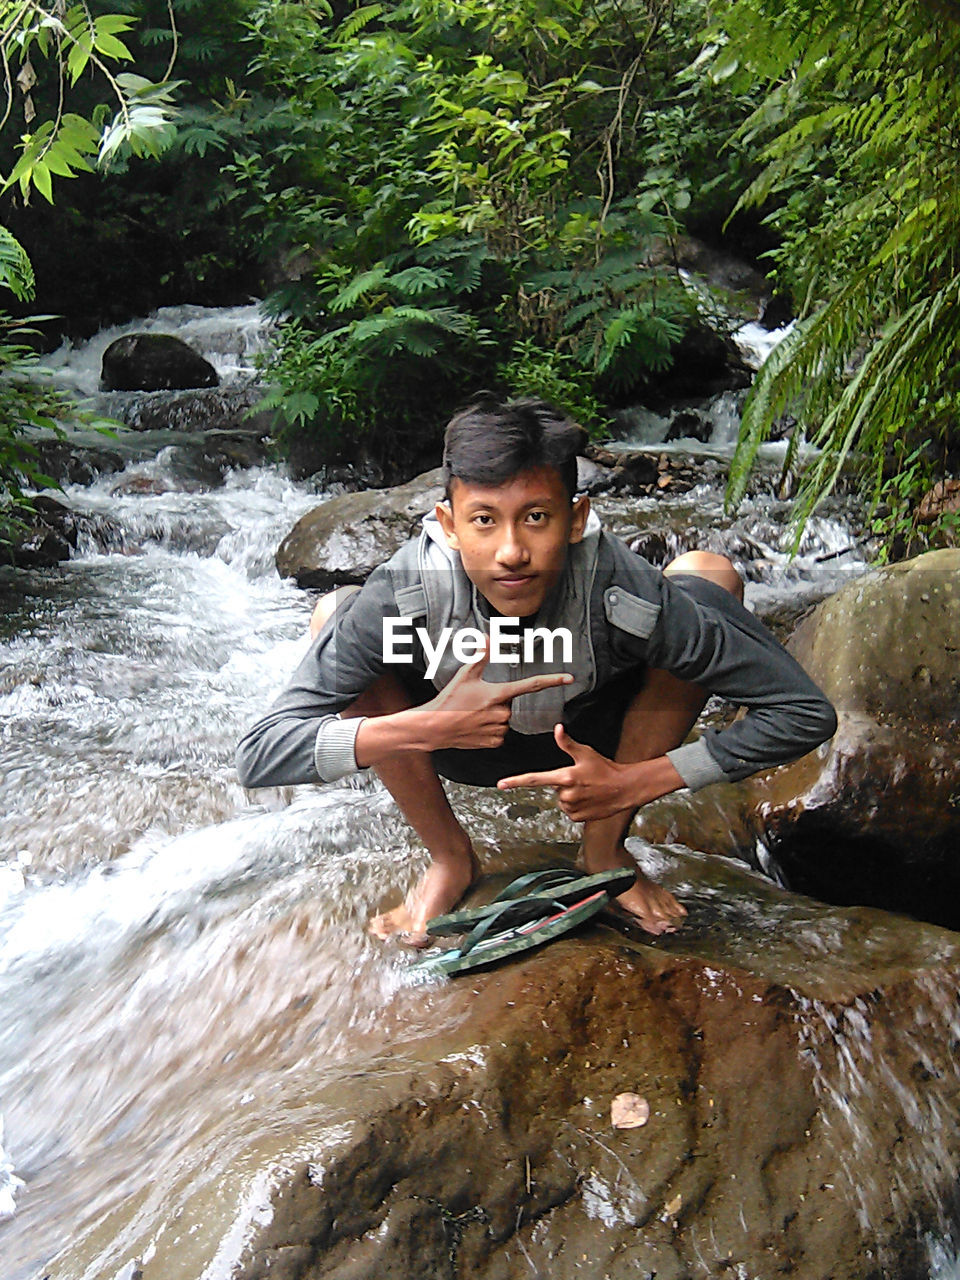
<box><xmin>426</xmin><ymin>866</ymin><xmax>637</xmax><ymax>936</ymax></box>
<box><xmin>488</xmin><ymin>868</ymin><xmax>581</xmax><ymax>903</ymax></box>
<box><xmin>457</xmin><ymin>896</ymin><xmax>567</xmax><ymax>956</ymax></box>
<box><xmin>414</xmin><ymin>891</ymin><xmax>608</xmax><ymax>978</ymax></box>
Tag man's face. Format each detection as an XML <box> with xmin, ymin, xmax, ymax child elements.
<box><xmin>436</xmin><ymin>466</ymin><xmax>589</xmax><ymax>617</ymax></box>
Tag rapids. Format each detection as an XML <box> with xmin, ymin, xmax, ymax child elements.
<box><xmin>0</xmin><ymin>306</ymin><xmax>957</xmax><ymax>1278</ymax></box>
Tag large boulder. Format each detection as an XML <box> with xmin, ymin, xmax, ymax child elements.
<box><xmin>640</xmin><ymin>550</ymin><xmax>960</xmax><ymax>928</ymax></box>
<box><xmin>126</xmin><ymin>847</ymin><xmax>960</xmax><ymax>1280</ymax></box>
<box><xmin>36</xmin><ymin>845</ymin><xmax>960</xmax><ymax>1280</ymax></box>
<box><xmin>275</xmin><ymin>468</ymin><xmax>446</xmax><ymax>589</ymax></box>
<box><xmin>749</xmin><ymin>548</ymin><xmax>960</xmax><ymax>925</ymax></box>
<box><xmin>100</xmin><ymin>333</ymin><xmax>219</xmax><ymax>392</ymax></box>
<box><xmin>639</xmin><ymin>322</ymin><xmax>752</xmax><ymax>408</ymax></box>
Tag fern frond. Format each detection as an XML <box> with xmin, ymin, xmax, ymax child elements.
<box><xmin>335</xmin><ymin>4</ymin><xmax>385</xmax><ymax>44</ymax></box>
<box><xmin>0</xmin><ymin>229</ymin><xmax>35</xmax><ymax>303</ymax></box>
<box><xmin>329</xmin><ymin>266</ymin><xmax>390</xmax><ymax>312</ymax></box>
<box><xmin>387</xmin><ymin>265</ymin><xmax>452</xmax><ymax>296</ymax></box>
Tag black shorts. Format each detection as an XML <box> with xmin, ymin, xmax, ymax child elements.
<box><xmin>395</xmin><ymin>664</ymin><xmax>647</xmax><ymax>788</ymax></box>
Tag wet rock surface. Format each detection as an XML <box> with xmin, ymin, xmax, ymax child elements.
<box><xmin>750</xmin><ymin>549</ymin><xmax>960</xmax><ymax>927</ymax></box>
<box><xmin>222</xmin><ymin>846</ymin><xmax>960</xmax><ymax>1280</ymax></box>
<box><xmin>275</xmin><ymin>468</ymin><xmax>446</xmax><ymax>589</ymax></box>
<box><xmin>100</xmin><ymin>332</ymin><xmax>220</xmax><ymax>391</ymax></box>
<box><xmin>107</xmin><ymin>384</ymin><xmax>270</xmax><ymax>434</ymax></box>
<box><xmin>32</xmin><ymin>421</ymin><xmax>272</xmax><ymax>489</ymax></box>
<box><xmin>642</xmin><ymin>550</ymin><xmax>960</xmax><ymax>930</ymax></box>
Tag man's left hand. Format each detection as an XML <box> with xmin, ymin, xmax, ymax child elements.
<box><xmin>497</xmin><ymin>724</ymin><xmax>638</xmax><ymax>822</ymax></box>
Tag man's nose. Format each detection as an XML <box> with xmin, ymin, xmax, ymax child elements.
<box><xmin>495</xmin><ymin>526</ymin><xmax>530</xmax><ymax>566</ymax></box>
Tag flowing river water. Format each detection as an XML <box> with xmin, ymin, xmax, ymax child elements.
<box><xmin>1</xmin><ymin>308</ymin><xmax>958</xmax><ymax>1278</ymax></box>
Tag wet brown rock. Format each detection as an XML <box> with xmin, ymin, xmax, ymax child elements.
<box><xmin>750</xmin><ymin>549</ymin><xmax>960</xmax><ymax>926</ymax></box>
<box><xmin>275</xmin><ymin>468</ymin><xmax>445</xmax><ymax>589</ymax></box>
<box><xmin>641</xmin><ymin>551</ymin><xmax>960</xmax><ymax>929</ymax></box>
<box><xmin>227</xmin><ymin>847</ymin><xmax>960</xmax><ymax>1280</ymax></box>
<box><xmin>917</xmin><ymin>478</ymin><xmax>960</xmax><ymax>530</ymax></box>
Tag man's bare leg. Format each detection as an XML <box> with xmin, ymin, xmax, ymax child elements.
<box><xmin>310</xmin><ymin>590</ymin><xmax>478</xmax><ymax>944</ymax></box>
<box><xmin>579</xmin><ymin>551</ymin><xmax>744</xmax><ymax>936</ymax></box>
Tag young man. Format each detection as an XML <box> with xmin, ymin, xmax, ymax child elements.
<box><xmin>236</xmin><ymin>399</ymin><xmax>836</xmax><ymax>941</ymax></box>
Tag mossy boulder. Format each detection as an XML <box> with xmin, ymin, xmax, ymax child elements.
<box><xmin>640</xmin><ymin>550</ymin><xmax>960</xmax><ymax>928</ymax></box>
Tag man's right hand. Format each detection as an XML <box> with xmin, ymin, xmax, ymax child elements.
<box><xmin>425</xmin><ymin>639</ymin><xmax>572</xmax><ymax>750</ymax></box>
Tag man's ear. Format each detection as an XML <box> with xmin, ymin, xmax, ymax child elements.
<box><xmin>568</xmin><ymin>495</ymin><xmax>590</xmax><ymax>544</ymax></box>
<box><xmin>435</xmin><ymin>500</ymin><xmax>460</xmax><ymax>550</ymax></box>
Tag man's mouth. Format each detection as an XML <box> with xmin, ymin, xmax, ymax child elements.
<box><xmin>494</xmin><ymin>573</ymin><xmax>535</xmax><ymax>587</ymax></box>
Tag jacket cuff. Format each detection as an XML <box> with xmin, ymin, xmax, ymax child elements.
<box><xmin>314</xmin><ymin>716</ymin><xmax>367</xmax><ymax>782</ymax></box>
<box><xmin>666</xmin><ymin>739</ymin><xmax>729</xmax><ymax>792</ymax></box>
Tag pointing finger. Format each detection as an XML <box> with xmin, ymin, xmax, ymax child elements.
<box><xmin>497</xmin><ymin>767</ymin><xmax>570</xmax><ymax>791</ymax></box>
<box><xmin>496</xmin><ymin>671</ymin><xmax>573</xmax><ymax>701</ymax></box>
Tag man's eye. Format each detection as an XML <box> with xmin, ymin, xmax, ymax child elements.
<box><xmin>527</xmin><ymin>511</ymin><xmax>548</xmax><ymax>524</ymax></box>
<box><xmin>472</xmin><ymin>514</ymin><xmax>493</xmax><ymax>526</ymax></box>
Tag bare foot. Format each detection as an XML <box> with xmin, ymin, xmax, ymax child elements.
<box><xmin>368</xmin><ymin>849</ymin><xmax>480</xmax><ymax>947</ymax></box>
<box><xmin>611</xmin><ymin>870</ymin><xmax>687</xmax><ymax>936</ymax></box>
<box><xmin>580</xmin><ymin>846</ymin><xmax>686</xmax><ymax>937</ymax></box>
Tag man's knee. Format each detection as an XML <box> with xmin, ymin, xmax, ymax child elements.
<box><xmin>664</xmin><ymin>550</ymin><xmax>744</xmax><ymax>603</ymax></box>
<box><xmin>309</xmin><ymin>584</ymin><xmax>361</xmax><ymax>639</ymax></box>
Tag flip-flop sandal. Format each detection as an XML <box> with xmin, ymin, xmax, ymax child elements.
<box><xmin>425</xmin><ymin>866</ymin><xmax>637</xmax><ymax>936</ymax></box>
<box><xmin>412</xmin><ymin>890</ymin><xmax>608</xmax><ymax>977</ymax></box>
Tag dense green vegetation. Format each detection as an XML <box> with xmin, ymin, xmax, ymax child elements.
<box><xmin>713</xmin><ymin>0</ymin><xmax>960</xmax><ymax>552</ymax></box>
<box><xmin>239</xmin><ymin>0</ymin><xmax>758</xmax><ymax>471</ymax></box>
<box><xmin>0</xmin><ymin>0</ymin><xmax>179</xmax><ymax>537</ymax></box>
<box><xmin>2</xmin><ymin>0</ymin><xmax>958</xmax><ymax>553</ymax></box>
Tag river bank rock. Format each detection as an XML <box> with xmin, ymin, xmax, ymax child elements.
<box><xmin>0</xmin><ymin>495</ymin><xmax>123</xmax><ymax>568</ymax></box>
<box><xmin>640</xmin><ymin>322</ymin><xmax>752</xmax><ymax>408</ymax></box>
<box><xmin>108</xmin><ymin>384</ymin><xmax>269</xmax><ymax>434</ymax></box>
<box><xmin>275</xmin><ymin>468</ymin><xmax>446</xmax><ymax>589</ymax></box>
<box><xmin>753</xmin><ymin>548</ymin><xmax>960</xmax><ymax>927</ymax></box>
<box><xmin>639</xmin><ymin>550</ymin><xmax>960</xmax><ymax>930</ymax></box>
<box><xmin>31</xmin><ymin>417</ymin><xmax>272</xmax><ymax>489</ymax></box>
<box><xmin>100</xmin><ymin>333</ymin><xmax>220</xmax><ymax>391</ymax></box>
<box><xmin>222</xmin><ymin>845</ymin><xmax>960</xmax><ymax>1280</ymax></box>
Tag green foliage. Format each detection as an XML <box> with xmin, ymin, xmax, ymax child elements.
<box><xmin>0</xmin><ymin>313</ymin><xmax>71</xmax><ymax>546</ymax></box>
<box><xmin>0</xmin><ymin>0</ymin><xmax>182</xmax><ymax>528</ymax></box>
<box><xmin>714</xmin><ymin>0</ymin><xmax>960</xmax><ymax>553</ymax></box>
<box><xmin>0</xmin><ymin>1</ymin><xmax>180</xmax><ymax>203</ymax></box>
<box><xmin>0</xmin><ymin>226</ymin><xmax>34</xmax><ymax>299</ymax></box>
<box><xmin>239</xmin><ymin>0</ymin><xmax>754</xmax><ymax>467</ymax></box>
<box><xmin>496</xmin><ymin>339</ymin><xmax>602</xmax><ymax>435</ymax></box>
<box><xmin>258</xmin><ymin>246</ymin><xmax>496</xmax><ymax>470</ymax></box>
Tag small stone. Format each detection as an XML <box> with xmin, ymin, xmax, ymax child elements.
<box><xmin>610</xmin><ymin>1092</ymin><xmax>650</xmax><ymax>1128</ymax></box>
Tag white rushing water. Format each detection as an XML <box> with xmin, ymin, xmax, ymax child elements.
<box><xmin>39</xmin><ymin>303</ymin><xmax>273</xmax><ymax>397</ymax></box>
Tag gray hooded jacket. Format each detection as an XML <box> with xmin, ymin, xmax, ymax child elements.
<box><xmin>236</xmin><ymin>513</ymin><xmax>837</xmax><ymax>791</ymax></box>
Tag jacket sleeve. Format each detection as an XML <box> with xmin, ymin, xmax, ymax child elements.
<box><xmin>235</xmin><ymin>564</ymin><xmax>400</xmax><ymax>788</ymax></box>
<box><xmin>628</xmin><ymin>570</ymin><xmax>837</xmax><ymax>790</ymax></box>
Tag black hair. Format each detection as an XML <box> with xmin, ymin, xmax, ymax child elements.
<box><xmin>442</xmin><ymin>396</ymin><xmax>586</xmax><ymax>502</ymax></box>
